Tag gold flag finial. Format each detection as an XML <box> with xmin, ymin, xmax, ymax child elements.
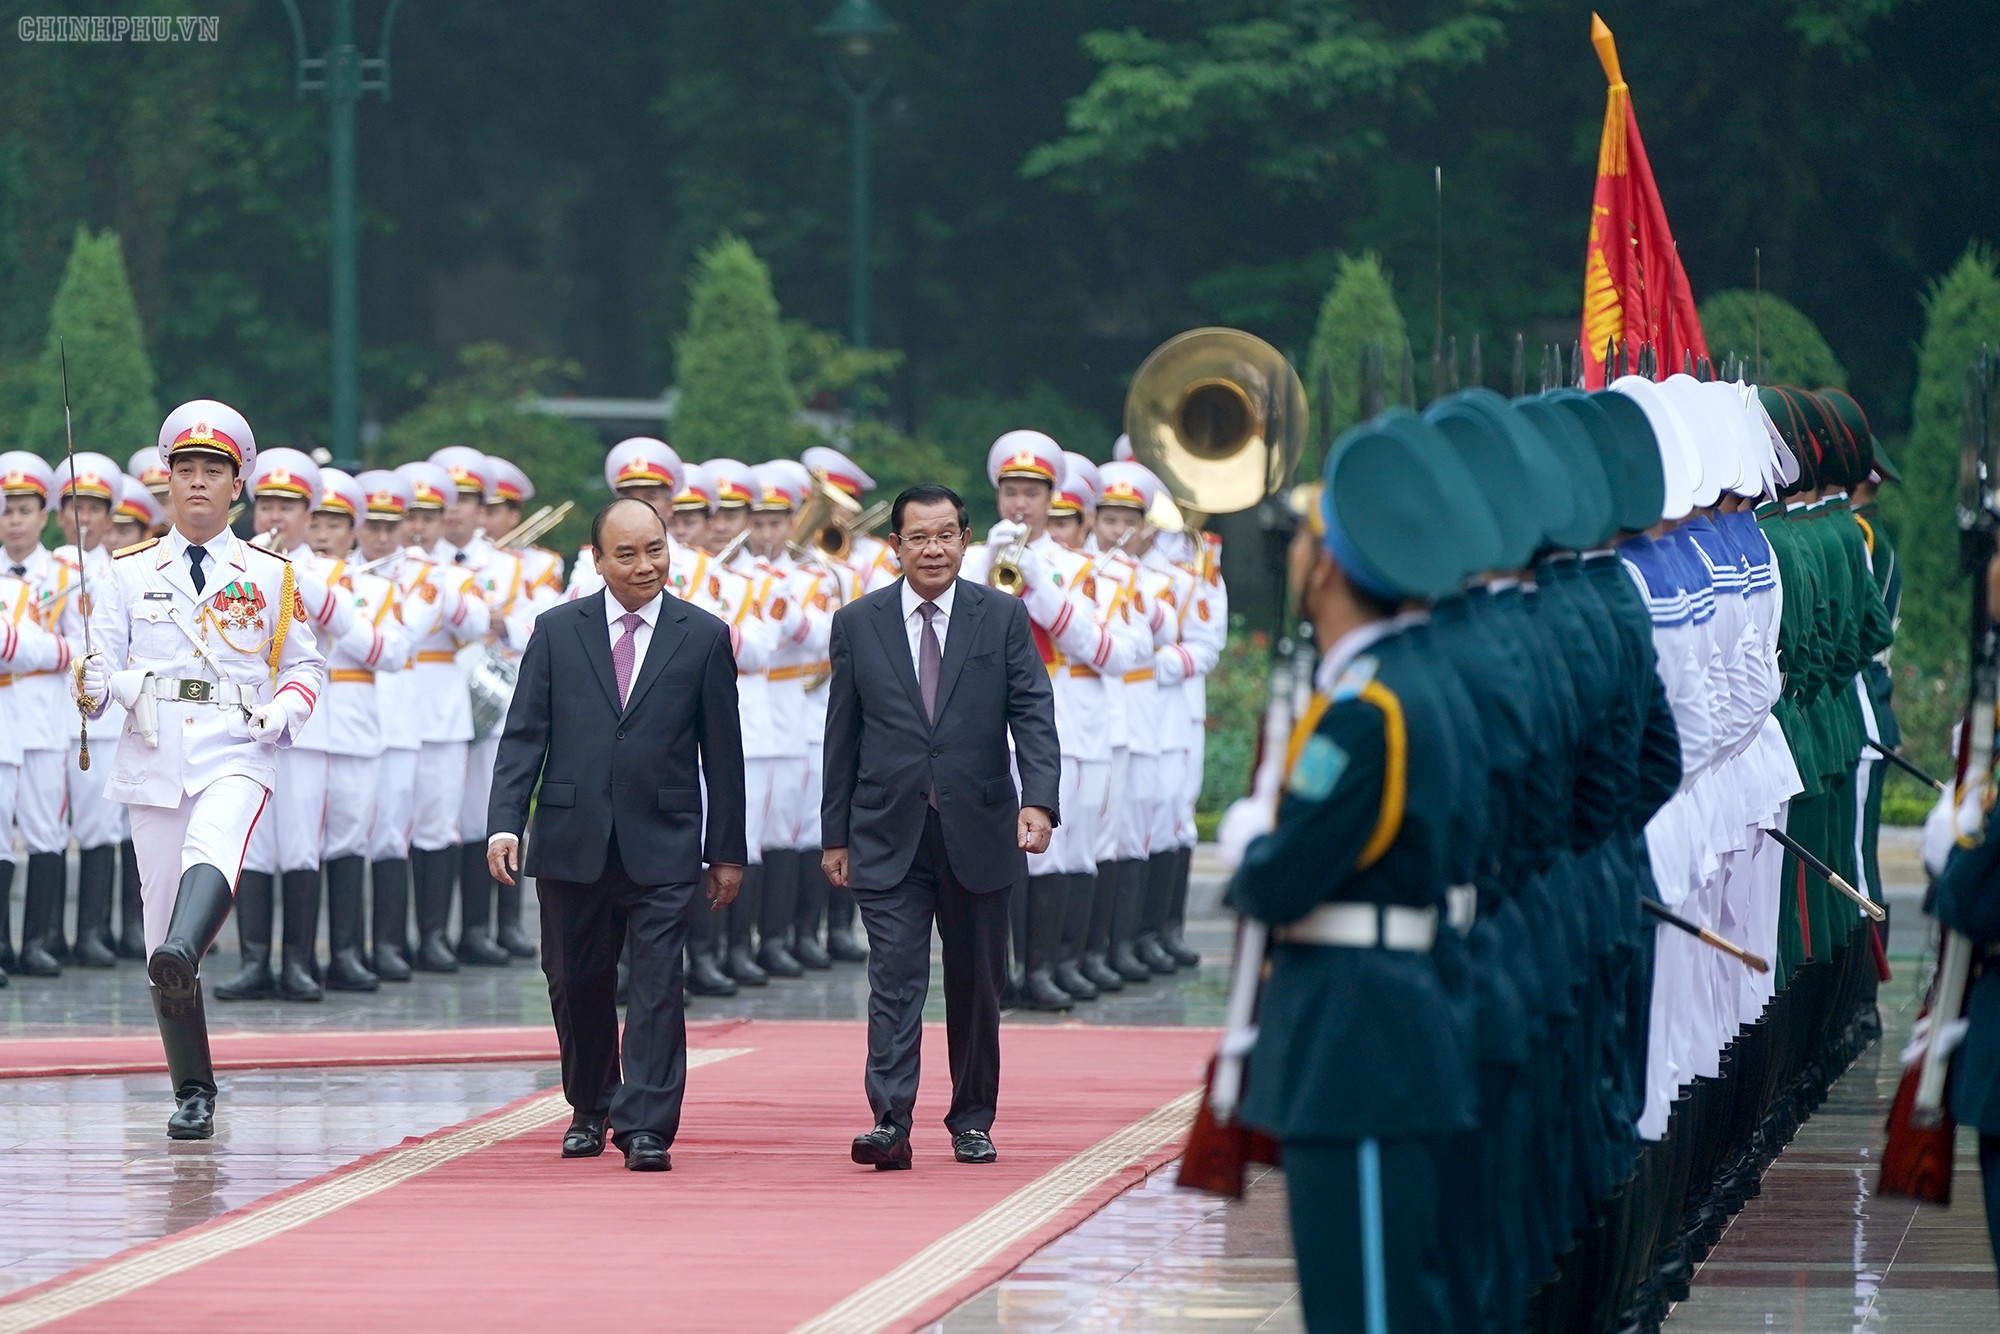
<box><xmin>1592</xmin><ymin>14</ymin><xmax>1624</xmax><ymax>89</ymax></box>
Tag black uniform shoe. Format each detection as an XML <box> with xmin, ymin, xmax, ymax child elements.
<box><xmin>153</xmin><ymin>981</ymin><xmax>220</xmax><ymax>1140</ymax></box>
<box><xmin>1135</xmin><ymin>934</ymin><xmax>1179</xmax><ymax>975</ymax></box>
<box><xmin>826</xmin><ymin>927</ymin><xmax>868</xmax><ymax>963</ymax></box>
<box><xmin>726</xmin><ymin>866</ymin><xmax>768</xmax><ymax>985</ymax></box>
<box><xmin>213</xmin><ymin>867</ymin><xmax>279</xmax><ymax>1001</ymax></box>
<box><xmin>456</xmin><ymin>842</ymin><xmax>511</xmax><ymax>966</ymax></box>
<box><xmin>168</xmin><ymin>1086</ymin><xmax>217</xmax><ymax>1141</ymax></box>
<box><xmin>116</xmin><ymin>840</ymin><xmax>146</xmax><ymax>960</ymax></box>
<box><xmin>758</xmin><ymin>850</ymin><xmax>804</xmax><ymax>977</ymax></box>
<box><xmin>851</xmin><ymin>1122</ymin><xmax>912</xmax><ymax>1171</ymax></box>
<box><xmin>15</xmin><ymin>852</ymin><xmax>65</xmax><ymax>977</ymax></box>
<box><xmin>1021</xmin><ymin>876</ymin><xmax>1074</xmax><ymax>1010</ymax></box>
<box><xmin>324</xmin><ymin>856</ymin><xmax>379</xmax><ymax>991</ymax></box>
<box><xmin>686</xmin><ymin>951</ymin><xmax>738</xmax><ymax>997</ymax></box>
<box><xmin>73</xmin><ymin>844</ymin><xmax>120</xmax><ymax>968</ymax></box>
<box><xmin>1053</xmin><ymin>960</ymin><xmax>1098</xmax><ymax>1002</ymax></box>
<box><xmin>369</xmin><ymin>858</ymin><xmax>414</xmax><ymax>981</ymax></box>
<box><xmin>622</xmin><ymin>1131</ymin><xmax>671</xmax><ymax>1171</ymax></box>
<box><xmin>276</xmin><ymin>869</ymin><xmax>324</xmax><ymax>1002</ymax></box>
<box><xmin>411</xmin><ymin>847</ymin><xmax>460</xmax><ymax>972</ymax></box>
<box><xmin>726</xmin><ymin>945</ymin><xmax>770</xmax><ymax>987</ymax></box>
<box><xmin>1082</xmin><ymin>952</ymin><xmax>1125</xmax><ymax>992</ymax></box>
<box><xmin>792</xmin><ymin>852</ymin><xmax>834</xmax><ymax>969</ymax></box>
<box><xmin>562</xmin><ymin>1116</ymin><xmax>607</xmax><ymax>1158</ymax></box>
<box><xmin>952</xmin><ymin>1129</ymin><xmax>998</xmax><ymax>1164</ymax></box>
<box><xmin>756</xmin><ymin>939</ymin><xmax>805</xmax><ymax>979</ymax></box>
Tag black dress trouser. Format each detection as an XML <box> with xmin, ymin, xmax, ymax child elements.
<box><xmin>854</xmin><ymin>807</ymin><xmax>1011</xmax><ymax>1136</ymax></box>
<box><xmin>539</xmin><ymin>832</ymin><xmax>697</xmax><ymax>1149</ymax></box>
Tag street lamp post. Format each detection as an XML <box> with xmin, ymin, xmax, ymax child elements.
<box><xmin>816</xmin><ymin>0</ymin><xmax>896</xmax><ymax>352</ymax></box>
<box><xmin>280</xmin><ymin>0</ymin><xmax>404</xmax><ymax>470</ymax></box>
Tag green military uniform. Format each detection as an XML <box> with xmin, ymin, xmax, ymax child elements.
<box><xmin>1926</xmin><ymin>799</ymin><xmax>2000</xmax><ymax>1263</ymax></box>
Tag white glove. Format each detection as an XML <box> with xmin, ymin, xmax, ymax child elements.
<box><xmin>986</xmin><ymin>519</ymin><xmax>1028</xmax><ymax>551</ymax></box>
<box><xmin>1922</xmin><ymin>787</ymin><xmax>1960</xmax><ymax>880</ymax></box>
<box><xmin>248</xmin><ymin>692</ymin><xmax>309</xmax><ymax>745</ymax></box>
<box><xmin>1152</xmin><ymin>644</ymin><xmax>1189</xmax><ymax>687</ymax></box>
<box><xmin>1215</xmin><ymin>796</ymin><xmax>1276</xmax><ymax>871</ymax></box>
<box><xmin>1956</xmin><ymin>780</ymin><xmax>1988</xmax><ymax>842</ymax></box>
<box><xmin>1011</xmin><ymin>542</ymin><xmax>1050</xmax><ymax>591</ymax></box>
<box><xmin>76</xmin><ymin>652</ymin><xmax>109</xmax><ymax>707</ymax></box>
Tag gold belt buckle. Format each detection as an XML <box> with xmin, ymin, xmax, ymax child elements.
<box><xmin>175</xmin><ymin>679</ymin><xmax>213</xmax><ymax>704</ymax></box>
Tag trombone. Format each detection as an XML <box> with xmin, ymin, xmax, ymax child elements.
<box><xmin>492</xmin><ymin>500</ymin><xmax>573</xmax><ymax>551</ymax></box>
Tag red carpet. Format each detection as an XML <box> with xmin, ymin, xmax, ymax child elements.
<box><xmin>0</xmin><ymin>1023</ymin><xmax>575</xmax><ymax>1079</ymax></box>
<box><xmin>0</xmin><ymin>1020</ymin><xmax>1216</xmax><ymax>1333</ymax></box>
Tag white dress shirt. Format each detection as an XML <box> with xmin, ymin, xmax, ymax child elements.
<box><xmin>900</xmin><ymin>576</ymin><xmax>956</xmax><ymax>673</ymax></box>
<box><xmin>490</xmin><ymin>588</ymin><xmax>665</xmax><ymax>849</ymax></box>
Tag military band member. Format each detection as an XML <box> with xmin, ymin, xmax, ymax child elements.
<box><xmin>112</xmin><ymin>477</ymin><xmax>166</xmax><ymax>550</ymax></box>
<box><xmin>77</xmin><ymin>399</ymin><xmax>326</xmax><ymax>1139</ymax></box>
<box><xmin>1</xmin><ymin>451</ymin><xmax>70</xmax><ymax>977</ymax></box>
<box><xmin>802</xmin><ymin>444</ymin><xmax>900</xmax><ymax>593</ymax></box>
<box><xmin>488</xmin><ymin>456</ymin><xmax>565</xmax><ymax>602</ymax></box>
<box><xmin>962</xmin><ymin>433</ymin><xmax>1150</xmax><ymax>1010</ymax></box>
<box><xmin>354</xmin><ymin>469</ymin><xmax>446</xmax><ymax>979</ymax></box>
<box><xmin>51</xmin><ymin>452</ymin><xmax>129</xmax><ymax>971</ymax></box>
<box><xmin>394</xmin><ymin>458</ymin><xmax>492</xmax><ymax>971</ymax></box>
<box><xmin>127</xmin><ymin>446</ymin><xmax>170</xmax><ymax>505</ymax></box>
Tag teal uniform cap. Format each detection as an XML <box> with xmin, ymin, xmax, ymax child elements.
<box><xmin>1320</xmin><ymin>410</ymin><xmax>1498</xmax><ymax>601</ymax></box>
<box><xmin>1583</xmin><ymin>390</ymin><xmax>1667</xmax><ymax>532</ymax></box>
<box><xmin>1516</xmin><ymin>394</ymin><xmax>1615</xmax><ymax>550</ymax></box>
<box><xmin>1424</xmin><ymin>388</ymin><xmax>1574</xmax><ymax>568</ymax></box>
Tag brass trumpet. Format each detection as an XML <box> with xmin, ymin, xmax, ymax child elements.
<box><xmin>988</xmin><ymin>525</ymin><xmax>1031</xmax><ymax>596</ymax></box>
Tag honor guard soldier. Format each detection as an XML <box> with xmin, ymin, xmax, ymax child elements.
<box><xmin>47</xmin><ymin>452</ymin><xmax>130</xmax><ymax>972</ymax></box>
<box><xmin>745</xmin><ymin>460</ymin><xmax>840</xmax><ymax>976</ymax></box>
<box><xmin>1231</xmin><ymin>418</ymin><xmax>1490</xmax><ymax>1334</ymax></box>
<box><xmin>0</xmin><ymin>470</ymin><xmax>75</xmax><ymax>985</ymax></box>
<box><xmin>2</xmin><ymin>451</ymin><xmax>74</xmax><ymax>977</ymax></box>
<box><xmin>802</xmin><ymin>444</ymin><xmax>900</xmax><ymax>592</ymax></box>
<box><xmin>1843</xmin><ymin>406</ymin><xmax>1901</xmax><ymax>907</ymax></box>
<box><xmin>961</xmin><ymin>433</ymin><xmax>1150</xmax><ymax>1010</ymax></box>
<box><xmin>352</xmin><ymin>469</ymin><xmax>447</xmax><ymax>978</ymax></box>
<box><xmin>393</xmin><ymin>458</ymin><xmax>492</xmax><ymax>971</ymax></box>
<box><xmin>77</xmin><ymin>399</ymin><xmax>325</xmax><ymax>1139</ymax></box>
<box><xmin>303</xmin><ymin>467</ymin><xmax>412</xmax><ymax>989</ymax></box>
<box><xmin>112</xmin><ymin>477</ymin><xmax>166</xmax><ymax>549</ymax></box>
<box><xmin>430</xmin><ymin>444</ymin><xmax>543</xmax><ymax>965</ymax></box>
<box><xmin>488</xmin><ymin>456</ymin><xmax>564</xmax><ymax>601</ymax></box>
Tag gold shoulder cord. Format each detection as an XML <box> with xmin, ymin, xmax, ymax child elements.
<box><xmin>266</xmin><ymin>561</ymin><xmax>297</xmax><ymax>682</ymax></box>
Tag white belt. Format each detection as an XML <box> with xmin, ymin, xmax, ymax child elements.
<box><xmin>1273</xmin><ymin>902</ymin><xmax>1438</xmax><ymax>952</ymax></box>
<box><xmin>1446</xmin><ymin>884</ymin><xmax>1477</xmax><ymax>935</ymax></box>
<box><xmin>142</xmin><ymin>676</ymin><xmax>257</xmax><ymax>709</ymax></box>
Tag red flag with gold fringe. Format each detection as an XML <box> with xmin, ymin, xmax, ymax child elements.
<box><xmin>1579</xmin><ymin>13</ymin><xmax>1707</xmax><ymax>387</ymax></box>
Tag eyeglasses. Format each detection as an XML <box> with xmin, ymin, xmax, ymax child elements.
<box><xmin>895</xmin><ymin>530</ymin><xmax>963</xmax><ymax>552</ymax></box>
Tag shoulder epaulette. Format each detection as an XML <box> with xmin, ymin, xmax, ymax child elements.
<box><xmin>114</xmin><ymin>537</ymin><xmax>161</xmax><ymax>559</ymax></box>
<box><xmin>245</xmin><ymin>540</ymin><xmax>292</xmax><ymax>562</ymax></box>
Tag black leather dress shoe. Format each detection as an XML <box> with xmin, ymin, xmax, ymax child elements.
<box><xmin>622</xmin><ymin>1131</ymin><xmax>670</xmax><ymax>1171</ymax></box>
<box><xmin>562</xmin><ymin>1117</ymin><xmax>607</xmax><ymax>1158</ymax></box>
<box><xmin>850</xmin><ymin>1122</ymin><xmax>912</xmax><ymax>1171</ymax></box>
<box><xmin>952</xmin><ymin>1129</ymin><xmax>997</xmax><ymax>1164</ymax></box>
<box><xmin>168</xmin><ymin>1085</ymin><xmax>217</xmax><ymax>1141</ymax></box>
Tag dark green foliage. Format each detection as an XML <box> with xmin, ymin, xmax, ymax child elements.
<box><xmin>375</xmin><ymin>343</ymin><xmax>605</xmax><ymax>555</ymax></box>
<box><xmin>672</xmin><ymin>236</ymin><xmax>799</xmax><ymax>463</ymax></box>
<box><xmin>1198</xmin><ymin>623</ymin><xmax>1269</xmax><ymax>814</ymax></box>
<box><xmin>1697</xmin><ymin>290</ymin><xmax>1847</xmax><ymax>388</ymax></box>
<box><xmin>1878</xmin><ymin>247</ymin><xmax>2000</xmax><ymax>675</ymax></box>
<box><xmin>1304</xmin><ymin>253</ymin><xmax>1407</xmax><ymax>465</ymax></box>
<box><xmin>22</xmin><ymin>227</ymin><xmax>159</xmax><ymax>461</ymax></box>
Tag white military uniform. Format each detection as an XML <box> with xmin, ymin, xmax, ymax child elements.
<box><xmin>0</xmin><ymin>573</ymin><xmax>70</xmax><ymax>886</ymax></box>
<box><xmin>12</xmin><ymin>544</ymin><xmax>76</xmax><ymax>861</ymax></box>
<box><xmin>87</xmin><ymin>529</ymin><xmax>324</xmax><ymax>951</ymax></box>
<box><xmin>367</xmin><ymin>545</ymin><xmax>447</xmax><ymax>863</ymax></box>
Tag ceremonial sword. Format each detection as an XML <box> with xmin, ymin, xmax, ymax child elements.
<box><xmin>59</xmin><ymin>340</ymin><xmax>91</xmax><ymax>771</ymax></box>
<box><xmin>1639</xmin><ymin>897</ymin><xmax>1768</xmax><ymax>973</ymax></box>
<box><xmin>1763</xmin><ymin>826</ymin><xmax>1887</xmax><ymax>922</ymax></box>
<box><xmin>1865</xmin><ymin>738</ymin><xmax>1947</xmax><ymax>793</ymax></box>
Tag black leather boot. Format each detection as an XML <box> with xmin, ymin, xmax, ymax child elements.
<box><xmin>73</xmin><ymin>844</ymin><xmax>119</xmax><ymax>967</ymax></box>
<box><xmin>276</xmin><ymin>869</ymin><xmax>324</xmax><ymax>1001</ymax></box>
<box><xmin>1053</xmin><ymin>873</ymin><xmax>1098</xmax><ymax>1000</ymax></box>
<box><xmin>791</xmin><ymin>851</ymin><xmax>834</xmax><ymax>969</ymax></box>
<box><xmin>15</xmin><ymin>851</ymin><xmax>65</xmax><ymax>977</ymax></box>
<box><xmin>826</xmin><ymin>880</ymin><xmax>867</xmax><ymax>962</ymax></box>
<box><xmin>147</xmin><ymin>864</ymin><xmax>236</xmax><ymax>1001</ymax></box>
<box><xmin>369</xmin><ymin>858</ymin><xmax>413</xmax><ymax>981</ymax></box>
<box><xmin>152</xmin><ymin>984</ymin><xmax>219</xmax><ymax>1139</ymax></box>
<box><xmin>1135</xmin><ymin>851</ymin><xmax>1180</xmax><ymax>974</ymax></box>
<box><xmin>324</xmin><ymin>856</ymin><xmax>379</xmax><ymax>991</ymax></box>
<box><xmin>455</xmin><ymin>842</ymin><xmax>511</xmax><ymax>966</ymax></box>
<box><xmin>1162</xmin><ymin>844</ymin><xmax>1200</xmax><ymax>967</ymax></box>
<box><xmin>0</xmin><ymin>857</ymin><xmax>15</xmax><ymax>974</ymax></box>
<box><xmin>412</xmin><ymin>847</ymin><xmax>460</xmax><ymax>972</ymax></box>
<box><xmin>1020</xmin><ymin>875</ymin><xmax>1074</xmax><ymax>1011</ymax></box>
<box><xmin>686</xmin><ymin>897</ymin><xmax>737</xmax><ymax>996</ymax></box>
<box><xmin>1107</xmin><ymin>859</ymin><xmax>1153</xmax><ymax>983</ymax></box>
<box><xmin>1082</xmin><ymin>860</ymin><xmax>1125</xmax><ymax>991</ymax></box>
<box><xmin>116</xmin><ymin>839</ymin><xmax>146</xmax><ymax>959</ymax></box>
<box><xmin>495</xmin><ymin>877</ymin><xmax>537</xmax><ymax>959</ymax></box>
<box><xmin>213</xmin><ymin>870</ymin><xmax>277</xmax><ymax>999</ymax></box>
<box><xmin>725</xmin><ymin>863</ymin><xmax>768</xmax><ymax>985</ymax></box>
<box><xmin>756</xmin><ymin>849</ymin><xmax>805</xmax><ymax>978</ymax></box>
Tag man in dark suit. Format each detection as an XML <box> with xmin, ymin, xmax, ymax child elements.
<box><xmin>822</xmin><ymin>483</ymin><xmax>1061</xmax><ymax>1170</ymax></box>
<box><xmin>488</xmin><ymin>497</ymin><xmax>747</xmax><ymax>1172</ymax></box>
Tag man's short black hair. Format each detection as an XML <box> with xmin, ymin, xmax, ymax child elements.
<box><xmin>591</xmin><ymin>495</ymin><xmax>668</xmax><ymax>552</ymax></box>
<box><xmin>891</xmin><ymin>484</ymin><xmax>968</xmax><ymax>535</ymax></box>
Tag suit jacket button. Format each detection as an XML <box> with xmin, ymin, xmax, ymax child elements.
<box><xmin>930</xmin><ymin>748</ymin><xmax>941</xmax><ymax>758</ymax></box>
<box><xmin>617</xmin><ymin>730</ymin><xmax>626</xmax><ymax>740</ymax></box>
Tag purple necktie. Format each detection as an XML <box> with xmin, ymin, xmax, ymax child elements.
<box><xmin>918</xmin><ymin>602</ymin><xmax>941</xmax><ymax>809</ymax></box>
<box><xmin>613</xmin><ymin>611</ymin><xmax>643</xmax><ymax>707</ymax></box>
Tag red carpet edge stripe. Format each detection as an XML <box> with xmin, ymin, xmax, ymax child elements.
<box><xmin>0</xmin><ymin>1048</ymin><xmax>754</xmax><ymax>1333</ymax></box>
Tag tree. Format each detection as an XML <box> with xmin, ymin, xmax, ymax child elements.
<box><xmin>1879</xmin><ymin>246</ymin><xmax>2000</xmax><ymax>673</ymax></box>
<box><xmin>671</xmin><ymin>235</ymin><xmax>798</xmax><ymax>463</ymax></box>
<box><xmin>1696</xmin><ymin>290</ymin><xmax>1847</xmax><ymax>388</ymax></box>
<box><xmin>22</xmin><ymin>227</ymin><xmax>159</xmax><ymax>462</ymax></box>
<box><xmin>1304</xmin><ymin>252</ymin><xmax>1407</xmax><ymax>464</ymax></box>
<box><xmin>375</xmin><ymin>342</ymin><xmax>605</xmax><ymax>555</ymax></box>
